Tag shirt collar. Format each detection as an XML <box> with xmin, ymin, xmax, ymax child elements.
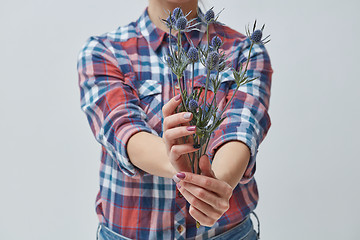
<box><xmin>137</xmin><ymin>7</ymin><xmax>207</xmax><ymax>52</ymax></box>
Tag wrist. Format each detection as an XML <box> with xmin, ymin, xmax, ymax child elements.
<box><xmin>211</xmin><ymin>140</ymin><xmax>251</xmax><ymax>189</ymax></box>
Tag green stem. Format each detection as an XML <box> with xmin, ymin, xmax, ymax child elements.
<box><xmin>202</xmin><ymin>70</ymin><xmax>211</xmax><ymax>120</ymax></box>
<box><xmin>240</xmin><ymin>42</ymin><xmax>254</xmax><ymax>80</ymax></box>
<box><xmin>191</xmin><ymin>62</ymin><xmax>195</xmax><ymax>98</ymax></box>
<box><xmin>169</xmin><ymin>29</ymin><xmax>176</xmax><ymax>98</ymax></box>
<box><xmin>177</xmin><ymin>75</ymin><xmax>189</xmax><ymax>112</ymax></box>
<box><xmin>208</xmin><ymin>71</ymin><xmax>219</xmax><ymax>111</ymax></box>
<box><xmin>219</xmin><ymin>42</ymin><xmax>254</xmax><ymax>117</ymax></box>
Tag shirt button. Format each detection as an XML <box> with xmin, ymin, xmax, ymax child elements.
<box><xmin>177</xmin><ymin>225</ymin><xmax>184</xmax><ymax>233</ymax></box>
<box><xmin>178</xmin><ymin>192</ymin><xmax>183</xmax><ymax>198</ymax></box>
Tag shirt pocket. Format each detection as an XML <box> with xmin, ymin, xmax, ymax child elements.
<box><xmin>137</xmin><ymin>79</ymin><xmax>162</xmax><ymax>99</ymax></box>
<box><xmin>192</xmin><ymin>75</ymin><xmax>215</xmax><ymax>106</ymax></box>
<box><xmin>136</xmin><ymin>79</ymin><xmax>163</xmax><ymax>127</ymax></box>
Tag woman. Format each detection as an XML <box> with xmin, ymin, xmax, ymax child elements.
<box><xmin>77</xmin><ymin>0</ymin><xmax>272</xmax><ymax>239</ymax></box>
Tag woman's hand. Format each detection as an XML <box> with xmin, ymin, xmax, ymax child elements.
<box><xmin>162</xmin><ymin>94</ymin><xmax>199</xmax><ymax>172</ymax></box>
<box><xmin>173</xmin><ymin>155</ymin><xmax>233</xmax><ymax>227</ymax></box>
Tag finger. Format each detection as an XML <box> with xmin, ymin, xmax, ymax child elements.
<box><xmin>177</xmin><ymin>184</ymin><xmax>222</xmax><ymax>221</ymax></box>
<box><xmin>162</xmin><ymin>94</ymin><xmax>182</xmax><ymax>117</ymax></box>
<box><xmin>163</xmin><ymin>112</ymin><xmax>193</xmax><ymax>130</ymax></box>
<box><xmin>163</xmin><ymin>125</ymin><xmax>196</xmax><ymax>143</ymax></box>
<box><xmin>199</xmin><ymin>155</ymin><xmax>215</xmax><ymax>178</ymax></box>
<box><xmin>188</xmin><ymin>205</ymin><xmax>217</xmax><ymax>227</ymax></box>
<box><xmin>170</xmin><ymin>144</ymin><xmax>199</xmax><ymax>172</ymax></box>
<box><xmin>177</xmin><ymin>172</ymin><xmax>232</xmax><ymax>198</ymax></box>
<box><xmin>181</xmin><ymin>181</ymin><xmax>229</xmax><ymax>212</ymax></box>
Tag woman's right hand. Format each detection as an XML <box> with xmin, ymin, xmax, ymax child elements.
<box><xmin>162</xmin><ymin>94</ymin><xmax>199</xmax><ymax>173</ymax></box>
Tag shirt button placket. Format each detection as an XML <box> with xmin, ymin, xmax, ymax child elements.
<box><xmin>177</xmin><ymin>225</ymin><xmax>184</xmax><ymax>233</ymax></box>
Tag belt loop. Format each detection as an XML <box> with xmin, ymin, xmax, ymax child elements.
<box><xmin>251</xmin><ymin>211</ymin><xmax>260</xmax><ymax>239</ymax></box>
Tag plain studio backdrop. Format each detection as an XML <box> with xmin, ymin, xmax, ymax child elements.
<box><xmin>1</xmin><ymin>0</ymin><xmax>359</xmax><ymax>239</ymax></box>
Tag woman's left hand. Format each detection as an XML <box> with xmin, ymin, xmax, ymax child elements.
<box><xmin>173</xmin><ymin>155</ymin><xmax>233</xmax><ymax>227</ymax></box>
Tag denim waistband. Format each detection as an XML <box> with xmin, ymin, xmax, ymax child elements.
<box><xmin>96</xmin><ymin>212</ymin><xmax>260</xmax><ymax>240</ymax></box>
<box><xmin>209</xmin><ymin>211</ymin><xmax>259</xmax><ymax>240</ymax></box>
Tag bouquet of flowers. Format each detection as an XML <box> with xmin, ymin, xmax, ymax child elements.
<box><xmin>162</xmin><ymin>7</ymin><xmax>270</xmax><ymax>174</ymax></box>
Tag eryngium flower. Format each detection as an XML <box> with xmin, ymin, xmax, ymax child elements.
<box><xmin>205</xmin><ymin>8</ymin><xmax>215</xmax><ymax>23</ymax></box>
<box><xmin>166</xmin><ymin>16</ymin><xmax>176</xmax><ymax>28</ymax></box>
<box><xmin>206</xmin><ymin>51</ymin><xmax>220</xmax><ymax>70</ymax></box>
<box><xmin>188</xmin><ymin>99</ymin><xmax>199</xmax><ymax>111</ymax></box>
<box><xmin>166</xmin><ymin>56</ymin><xmax>173</xmax><ymax>67</ymax></box>
<box><xmin>176</xmin><ymin>16</ymin><xmax>187</xmax><ymax>30</ymax></box>
<box><xmin>187</xmin><ymin>47</ymin><xmax>199</xmax><ymax>63</ymax></box>
<box><xmin>251</xmin><ymin>29</ymin><xmax>262</xmax><ymax>43</ymax></box>
<box><xmin>173</xmin><ymin>7</ymin><xmax>184</xmax><ymax>19</ymax></box>
<box><xmin>211</xmin><ymin>36</ymin><xmax>222</xmax><ymax>48</ymax></box>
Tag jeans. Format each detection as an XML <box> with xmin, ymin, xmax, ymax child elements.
<box><xmin>97</xmin><ymin>212</ymin><xmax>260</xmax><ymax>240</ymax></box>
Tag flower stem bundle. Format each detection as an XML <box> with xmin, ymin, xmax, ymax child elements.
<box><xmin>162</xmin><ymin>7</ymin><xmax>270</xmax><ymax>175</ymax></box>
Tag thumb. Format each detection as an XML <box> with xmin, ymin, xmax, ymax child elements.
<box><xmin>199</xmin><ymin>154</ymin><xmax>215</xmax><ymax>178</ymax></box>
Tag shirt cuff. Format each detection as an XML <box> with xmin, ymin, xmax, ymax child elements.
<box><xmin>114</xmin><ymin>121</ymin><xmax>159</xmax><ymax>177</ymax></box>
<box><xmin>207</xmin><ymin>124</ymin><xmax>258</xmax><ymax>184</ymax></box>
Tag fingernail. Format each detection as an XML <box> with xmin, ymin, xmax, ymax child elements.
<box><xmin>173</xmin><ymin>175</ymin><xmax>180</xmax><ymax>183</ymax></box>
<box><xmin>176</xmin><ymin>172</ymin><xmax>185</xmax><ymax>179</ymax></box>
<box><xmin>184</xmin><ymin>112</ymin><xmax>192</xmax><ymax>119</ymax></box>
<box><xmin>186</xmin><ymin>126</ymin><xmax>196</xmax><ymax>131</ymax></box>
<box><xmin>176</xmin><ymin>183</ymin><xmax>181</xmax><ymax>189</ymax></box>
<box><xmin>175</xmin><ymin>94</ymin><xmax>181</xmax><ymax>101</ymax></box>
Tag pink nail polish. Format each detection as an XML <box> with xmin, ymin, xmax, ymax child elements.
<box><xmin>176</xmin><ymin>172</ymin><xmax>185</xmax><ymax>179</ymax></box>
<box><xmin>173</xmin><ymin>175</ymin><xmax>180</xmax><ymax>183</ymax></box>
<box><xmin>186</xmin><ymin>126</ymin><xmax>196</xmax><ymax>131</ymax></box>
<box><xmin>175</xmin><ymin>94</ymin><xmax>181</xmax><ymax>101</ymax></box>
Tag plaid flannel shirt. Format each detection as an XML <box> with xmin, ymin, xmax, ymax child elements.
<box><xmin>77</xmin><ymin>7</ymin><xmax>272</xmax><ymax>240</ymax></box>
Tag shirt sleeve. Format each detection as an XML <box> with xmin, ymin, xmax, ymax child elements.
<box><xmin>77</xmin><ymin>36</ymin><xmax>159</xmax><ymax>177</ymax></box>
<box><xmin>207</xmin><ymin>39</ymin><xmax>273</xmax><ymax>184</ymax></box>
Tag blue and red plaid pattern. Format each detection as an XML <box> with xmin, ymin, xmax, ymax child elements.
<box><xmin>77</xmin><ymin>7</ymin><xmax>272</xmax><ymax>240</ymax></box>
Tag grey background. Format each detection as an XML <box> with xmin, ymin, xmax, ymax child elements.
<box><xmin>1</xmin><ymin>0</ymin><xmax>359</xmax><ymax>239</ymax></box>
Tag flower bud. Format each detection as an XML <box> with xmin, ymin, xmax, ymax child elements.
<box><xmin>205</xmin><ymin>9</ymin><xmax>215</xmax><ymax>23</ymax></box>
<box><xmin>188</xmin><ymin>99</ymin><xmax>199</xmax><ymax>111</ymax></box>
<box><xmin>206</xmin><ymin>51</ymin><xmax>220</xmax><ymax>70</ymax></box>
<box><xmin>176</xmin><ymin>16</ymin><xmax>187</xmax><ymax>31</ymax></box>
<box><xmin>173</xmin><ymin>7</ymin><xmax>184</xmax><ymax>20</ymax></box>
<box><xmin>251</xmin><ymin>29</ymin><xmax>263</xmax><ymax>43</ymax></box>
<box><xmin>211</xmin><ymin>36</ymin><xmax>222</xmax><ymax>48</ymax></box>
<box><xmin>166</xmin><ymin>16</ymin><xmax>176</xmax><ymax>28</ymax></box>
<box><xmin>187</xmin><ymin>47</ymin><xmax>199</xmax><ymax>63</ymax></box>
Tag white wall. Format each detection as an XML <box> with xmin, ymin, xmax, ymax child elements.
<box><xmin>0</xmin><ymin>0</ymin><xmax>359</xmax><ymax>239</ymax></box>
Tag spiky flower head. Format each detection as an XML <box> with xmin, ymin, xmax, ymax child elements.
<box><xmin>176</xmin><ymin>16</ymin><xmax>187</xmax><ymax>31</ymax></box>
<box><xmin>166</xmin><ymin>56</ymin><xmax>174</xmax><ymax>68</ymax></box>
<box><xmin>205</xmin><ymin>8</ymin><xmax>215</xmax><ymax>23</ymax></box>
<box><xmin>251</xmin><ymin>30</ymin><xmax>262</xmax><ymax>43</ymax></box>
<box><xmin>187</xmin><ymin>46</ymin><xmax>199</xmax><ymax>63</ymax></box>
<box><xmin>211</xmin><ymin>35</ymin><xmax>222</xmax><ymax>48</ymax></box>
<box><xmin>173</xmin><ymin>7</ymin><xmax>184</xmax><ymax>19</ymax></box>
<box><xmin>246</xmin><ymin>20</ymin><xmax>271</xmax><ymax>44</ymax></box>
<box><xmin>206</xmin><ymin>51</ymin><xmax>220</xmax><ymax>70</ymax></box>
<box><xmin>188</xmin><ymin>99</ymin><xmax>199</xmax><ymax>111</ymax></box>
<box><xmin>165</xmin><ymin>15</ymin><xmax>176</xmax><ymax>28</ymax></box>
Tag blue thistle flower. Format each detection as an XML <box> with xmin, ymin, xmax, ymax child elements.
<box><xmin>166</xmin><ymin>16</ymin><xmax>176</xmax><ymax>28</ymax></box>
<box><xmin>173</xmin><ymin>7</ymin><xmax>184</xmax><ymax>19</ymax></box>
<box><xmin>246</xmin><ymin>20</ymin><xmax>271</xmax><ymax>44</ymax></box>
<box><xmin>211</xmin><ymin>36</ymin><xmax>222</xmax><ymax>48</ymax></box>
<box><xmin>251</xmin><ymin>29</ymin><xmax>263</xmax><ymax>43</ymax></box>
<box><xmin>175</xmin><ymin>16</ymin><xmax>187</xmax><ymax>31</ymax></box>
<box><xmin>188</xmin><ymin>99</ymin><xmax>199</xmax><ymax>111</ymax></box>
<box><xmin>206</xmin><ymin>51</ymin><xmax>220</xmax><ymax>70</ymax></box>
<box><xmin>166</xmin><ymin>56</ymin><xmax>173</xmax><ymax>67</ymax></box>
<box><xmin>187</xmin><ymin>46</ymin><xmax>199</xmax><ymax>63</ymax></box>
<box><xmin>205</xmin><ymin>9</ymin><xmax>215</xmax><ymax>23</ymax></box>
